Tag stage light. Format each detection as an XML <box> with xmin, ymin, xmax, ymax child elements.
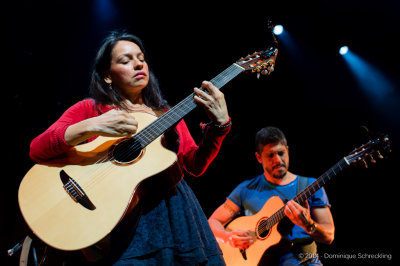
<box><xmin>339</xmin><ymin>46</ymin><xmax>348</xmax><ymax>55</ymax></box>
<box><xmin>341</xmin><ymin>48</ymin><xmax>398</xmax><ymax>125</ymax></box>
<box><xmin>273</xmin><ymin>25</ymin><xmax>284</xmax><ymax>35</ymax></box>
<box><xmin>95</xmin><ymin>0</ymin><xmax>117</xmax><ymax>22</ymax></box>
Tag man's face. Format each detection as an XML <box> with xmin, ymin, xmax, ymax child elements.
<box><xmin>255</xmin><ymin>142</ymin><xmax>289</xmax><ymax>179</ymax></box>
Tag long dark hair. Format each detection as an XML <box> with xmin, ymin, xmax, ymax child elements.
<box><xmin>89</xmin><ymin>30</ymin><xmax>168</xmax><ymax>111</ymax></box>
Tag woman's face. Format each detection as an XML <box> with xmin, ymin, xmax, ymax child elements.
<box><xmin>106</xmin><ymin>40</ymin><xmax>150</xmax><ymax>99</ymax></box>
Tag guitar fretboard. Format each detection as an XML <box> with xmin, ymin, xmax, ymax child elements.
<box><xmin>135</xmin><ymin>63</ymin><xmax>244</xmax><ymax>147</ymax></box>
<box><xmin>259</xmin><ymin>158</ymin><xmax>350</xmax><ymax>233</ymax></box>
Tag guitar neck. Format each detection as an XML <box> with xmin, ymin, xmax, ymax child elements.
<box><xmin>135</xmin><ymin>63</ymin><xmax>244</xmax><ymax>147</ymax></box>
<box><xmin>293</xmin><ymin>158</ymin><xmax>349</xmax><ymax>204</ymax></box>
<box><xmin>264</xmin><ymin>157</ymin><xmax>350</xmax><ymax>230</ymax></box>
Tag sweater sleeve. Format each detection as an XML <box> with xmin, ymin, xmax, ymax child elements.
<box><xmin>175</xmin><ymin>119</ymin><xmax>231</xmax><ymax>177</ymax></box>
<box><xmin>29</xmin><ymin>99</ymin><xmax>97</xmax><ymax>162</ymax></box>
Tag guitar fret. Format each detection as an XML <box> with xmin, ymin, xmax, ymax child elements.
<box><xmin>113</xmin><ymin>63</ymin><xmax>246</xmax><ymax>183</ymax></box>
<box><xmin>136</xmin><ymin>64</ymin><xmax>244</xmax><ymax>147</ymax></box>
<box><xmin>293</xmin><ymin>158</ymin><xmax>349</xmax><ymax>207</ymax></box>
<box><xmin>258</xmin><ymin>158</ymin><xmax>350</xmax><ymax>237</ymax></box>
<box><xmin>299</xmin><ymin>191</ymin><xmax>308</xmax><ymax>202</ymax></box>
<box><xmin>211</xmin><ymin>64</ymin><xmax>243</xmax><ymax>89</ymax></box>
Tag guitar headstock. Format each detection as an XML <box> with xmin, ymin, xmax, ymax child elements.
<box><xmin>236</xmin><ymin>46</ymin><xmax>278</xmax><ymax>78</ymax></box>
<box><xmin>345</xmin><ymin>134</ymin><xmax>391</xmax><ymax>168</ymax></box>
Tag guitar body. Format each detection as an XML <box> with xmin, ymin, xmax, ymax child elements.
<box><xmin>18</xmin><ymin>112</ymin><xmax>183</xmax><ymax>251</ymax></box>
<box><xmin>219</xmin><ymin>196</ymin><xmax>285</xmax><ymax>266</ymax></box>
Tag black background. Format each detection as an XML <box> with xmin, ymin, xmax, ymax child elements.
<box><xmin>2</xmin><ymin>0</ymin><xmax>399</xmax><ymax>265</ymax></box>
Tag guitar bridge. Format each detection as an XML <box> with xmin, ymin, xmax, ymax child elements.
<box><xmin>60</xmin><ymin>170</ymin><xmax>96</xmax><ymax>210</ymax></box>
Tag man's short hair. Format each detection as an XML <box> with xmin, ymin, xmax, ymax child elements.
<box><xmin>255</xmin><ymin>126</ymin><xmax>287</xmax><ymax>154</ymax></box>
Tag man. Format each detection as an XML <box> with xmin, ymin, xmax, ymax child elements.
<box><xmin>209</xmin><ymin>126</ymin><xmax>334</xmax><ymax>265</ymax></box>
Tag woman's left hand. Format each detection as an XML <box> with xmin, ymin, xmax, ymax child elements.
<box><xmin>193</xmin><ymin>81</ymin><xmax>230</xmax><ymax>125</ymax></box>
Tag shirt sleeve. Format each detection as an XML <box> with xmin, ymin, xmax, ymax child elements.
<box><xmin>175</xmin><ymin>119</ymin><xmax>231</xmax><ymax>177</ymax></box>
<box><xmin>307</xmin><ymin>178</ymin><xmax>331</xmax><ymax>208</ymax></box>
<box><xmin>227</xmin><ymin>181</ymin><xmax>247</xmax><ymax>209</ymax></box>
<box><xmin>29</xmin><ymin>99</ymin><xmax>97</xmax><ymax>162</ymax></box>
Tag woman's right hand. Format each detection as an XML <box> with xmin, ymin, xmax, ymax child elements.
<box><xmin>226</xmin><ymin>230</ymin><xmax>254</xmax><ymax>249</ymax></box>
<box><xmin>89</xmin><ymin>109</ymin><xmax>138</xmax><ymax>137</ymax></box>
<box><xmin>65</xmin><ymin>109</ymin><xmax>138</xmax><ymax>146</ymax></box>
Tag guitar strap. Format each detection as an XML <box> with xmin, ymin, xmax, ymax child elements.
<box><xmin>271</xmin><ymin>175</ymin><xmax>308</xmax><ymax>202</ymax></box>
<box><xmin>297</xmin><ymin>175</ymin><xmax>308</xmax><ymax>197</ymax></box>
<box><xmin>262</xmin><ymin>176</ymin><xmax>318</xmax><ymax>265</ymax></box>
<box><xmin>293</xmin><ymin>176</ymin><xmax>318</xmax><ymax>264</ymax></box>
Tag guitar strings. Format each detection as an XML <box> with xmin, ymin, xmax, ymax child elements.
<box><xmin>79</xmin><ymin>64</ymin><xmax>244</xmax><ymax>191</ymax></box>
<box><xmin>77</xmin><ymin>64</ymin><xmax>244</xmax><ymax>191</ymax></box>
<box><xmin>79</xmin><ymin>98</ymin><xmax>196</xmax><ymax>189</ymax></box>
<box><xmin>78</xmin><ymin>78</ymin><xmax>201</xmax><ymax>189</ymax></box>
<box><xmin>256</xmin><ymin>160</ymin><xmax>348</xmax><ymax>236</ymax></box>
<box><xmin>81</xmin><ymin>101</ymin><xmax>194</xmax><ymax>189</ymax></box>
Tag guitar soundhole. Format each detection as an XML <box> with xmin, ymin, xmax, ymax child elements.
<box><xmin>112</xmin><ymin>137</ymin><xmax>144</xmax><ymax>165</ymax></box>
<box><xmin>256</xmin><ymin>218</ymin><xmax>271</xmax><ymax>239</ymax></box>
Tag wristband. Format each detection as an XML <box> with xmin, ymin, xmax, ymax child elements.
<box><xmin>211</xmin><ymin>117</ymin><xmax>232</xmax><ymax>129</ymax></box>
<box><xmin>306</xmin><ymin>222</ymin><xmax>317</xmax><ymax>234</ymax></box>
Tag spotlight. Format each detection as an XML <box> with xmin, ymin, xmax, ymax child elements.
<box><xmin>341</xmin><ymin>47</ymin><xmax>398</xmax><ymax>125</ymax></box>
<box><xmin>339</xmin><ymin>46</ymin><xmax>349</xmax><ymax>55</ymax></box>
<box><xmin>273</xmin><ymin>25</ymin><xmax>284</xmax><ymax>35</ymax></box>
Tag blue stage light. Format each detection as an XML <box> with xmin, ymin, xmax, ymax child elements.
<box><xmin>339</xmin><ymin>46</ymin><xmax>349</xmax><ymax>55</ymax></box>
<box><xmin>273</xmin><ymin>25</ymin><xmax>284</xmax><ymax>35</ymax></box>
<box><xmin>341</xmin><ymin>49</ymin><xmax>399</xmax><ymax>126</ymax></box>
<box><xmin>95</xmin><ymin>0</ymin><xmax>117</xmax><ymax>22</ymax></box>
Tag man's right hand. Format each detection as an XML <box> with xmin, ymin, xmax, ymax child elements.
<box><xmin>226</xmin><ymin>230</ymin><xmax>254</xmax><ymax>249</ymax></box>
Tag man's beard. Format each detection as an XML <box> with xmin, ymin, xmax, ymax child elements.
<box><xmin>268</xmin><ymin>163</ymin><xmax>287</xmax><ymax>179</ymax></box>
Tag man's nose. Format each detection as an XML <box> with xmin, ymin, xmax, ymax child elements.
<box><xmin>272</xmin><ymin>154</ymin><xmax>283</xmax><ymax>164</ymax></box>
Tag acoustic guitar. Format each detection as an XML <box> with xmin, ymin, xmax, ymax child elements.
<box><xmin>219</xmin><ymin>135</ymin><xmax>391</xmax><ymax>265</ymax></box>
<box><xmin>18</xmin><ymin>46</ymin><xmax>278</xmax><ymax>251</ymax></box>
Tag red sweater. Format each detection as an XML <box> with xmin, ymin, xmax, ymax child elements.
<box><xmin>30</xmin><ymin>99</ymin><xmax>230</xmax><ymax>177</ymax></box>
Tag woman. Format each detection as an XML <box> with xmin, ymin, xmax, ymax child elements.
<box><xmin>29</xmin><ymin>31</ymin><xmax>231</xmax><ymax>265</ymax></box>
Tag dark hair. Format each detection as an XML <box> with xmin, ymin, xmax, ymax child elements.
<box><xmin>255</xmin><ymin>126</ymin><xmax>287</xmax><ymax>154</ymax></box>
<box><xmin>89</xmin><ymin>30</ymin><xmax>168</xmax><ymax>111</ymax></box>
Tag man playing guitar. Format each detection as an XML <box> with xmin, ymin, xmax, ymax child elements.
<box><xmin>209</xmin><ymin>126</ymin><xmax>335</xmax><ymax>265</ymax></box>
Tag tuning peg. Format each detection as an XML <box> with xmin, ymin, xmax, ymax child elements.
<box><xmin>369</xmin><ymin>154</ymin><xmax>376</xmax><ymax>163</ymax></box>
<box><xmin>261</xmin><ymin>70</ymin><xmax>270</xmax><ymax>76</ymax></box>
<box><xmin>377</xmin><ymin>151</ymin><xmax>384</xmax><ymax>159</ymax></box>
<box><xmin>362</xmin><ymin>159</ymin><xmax>368</xmax><ymax>168</ymax></box>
